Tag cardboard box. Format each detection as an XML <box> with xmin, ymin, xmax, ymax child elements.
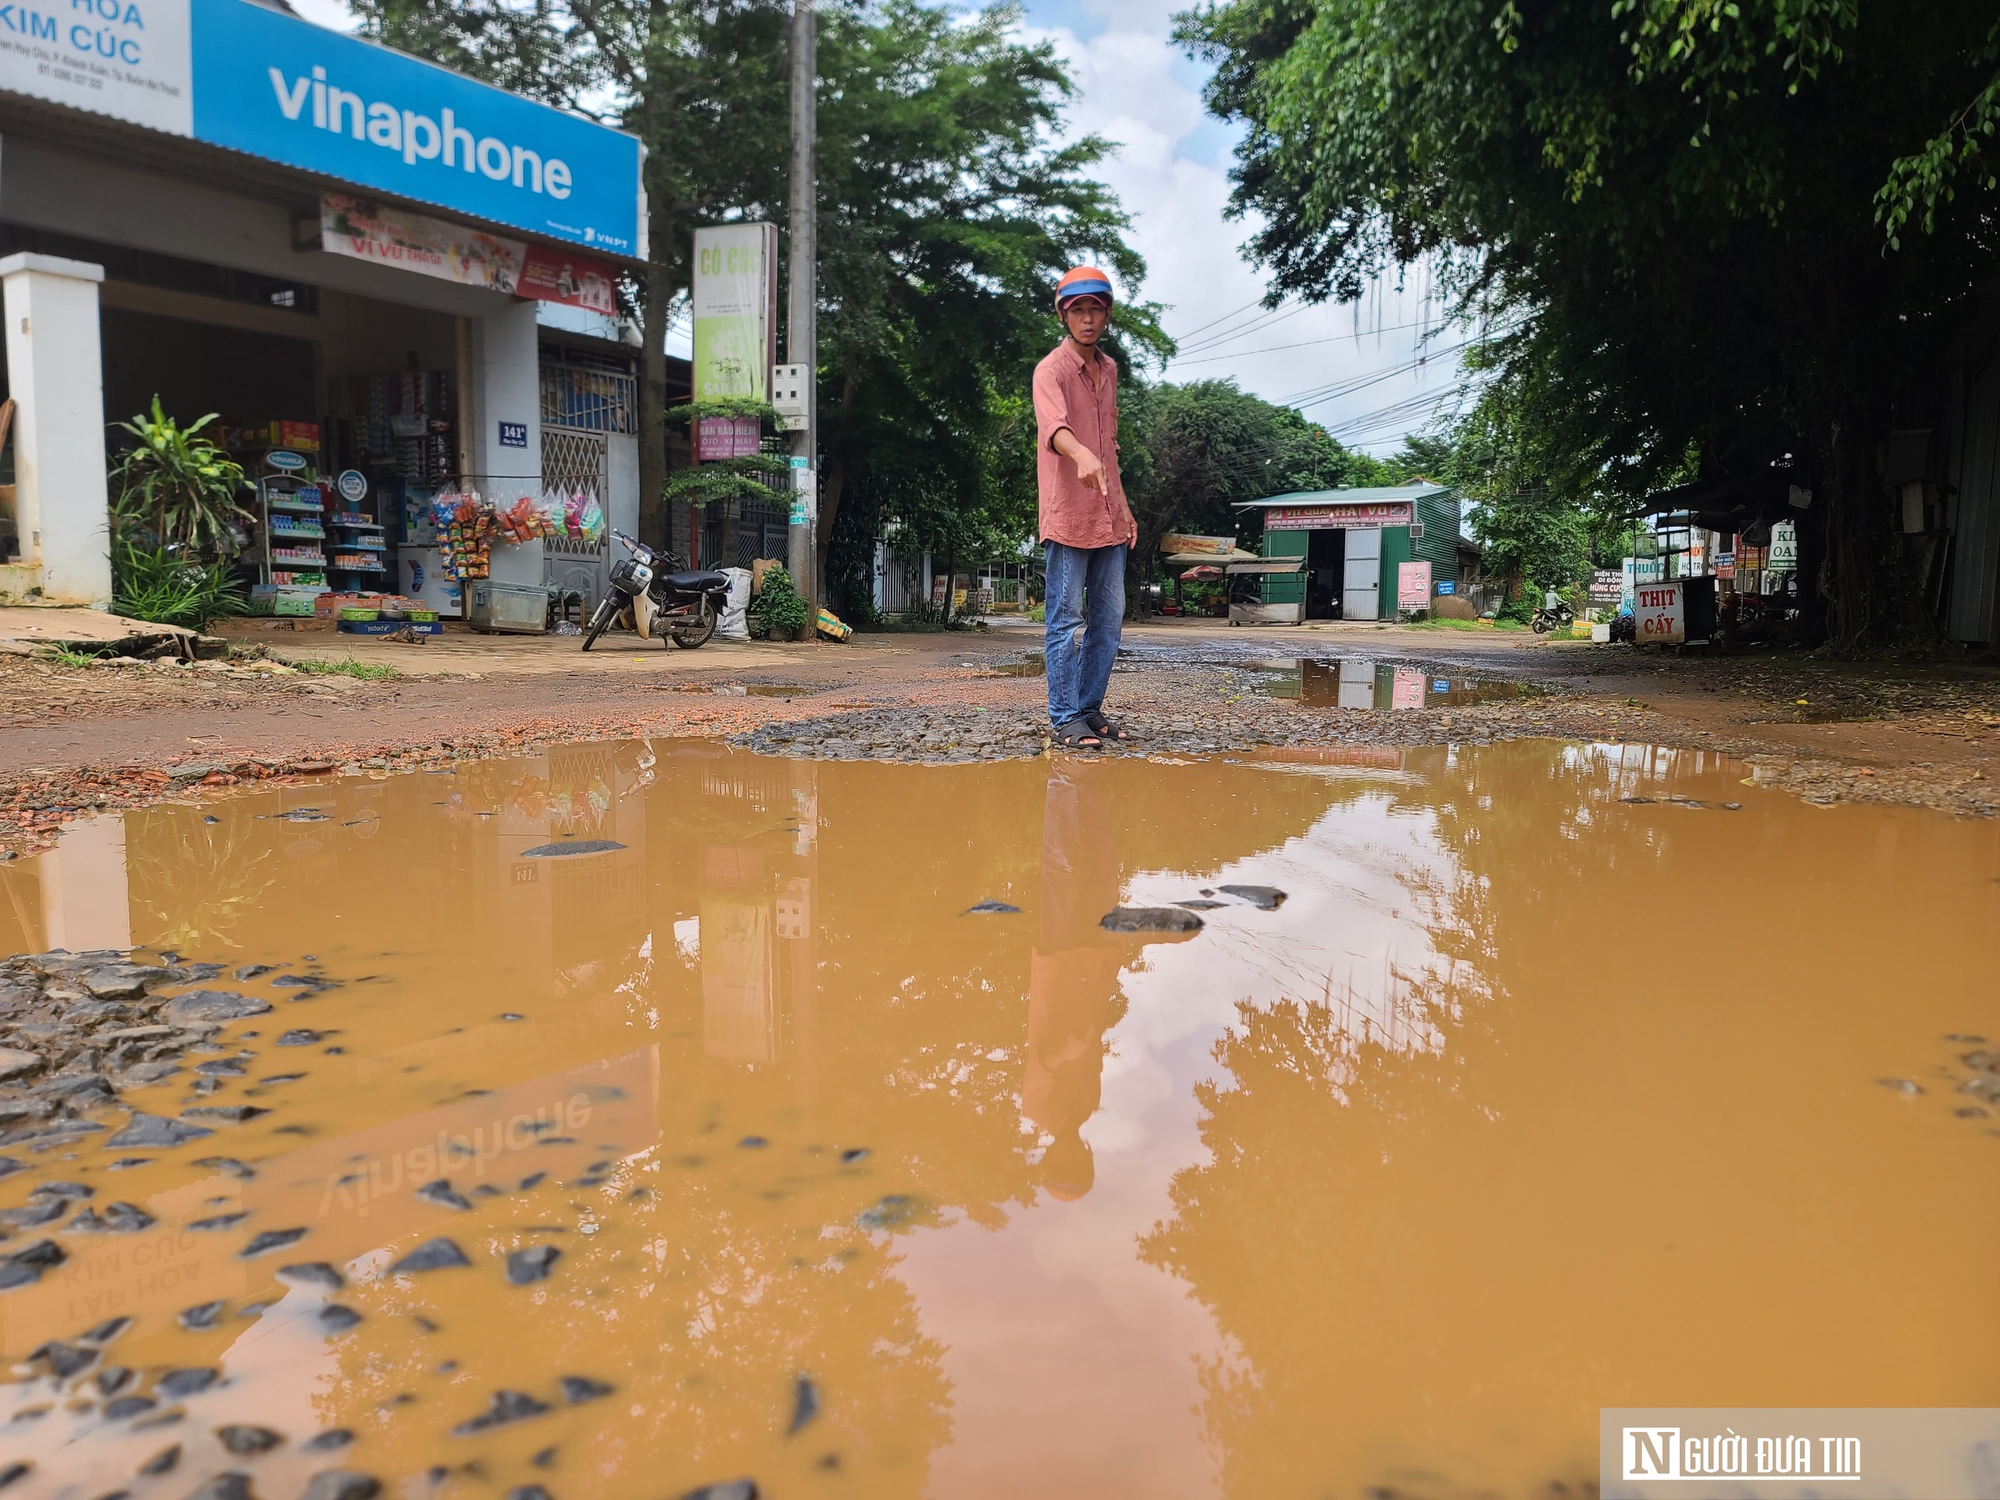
<box><xmin>249</xmin><ymin>586</ymin><xmax>322</xmax><ymax>617</ymax></box>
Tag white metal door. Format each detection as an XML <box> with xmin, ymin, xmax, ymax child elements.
<box><xmin>1342</xmin><ymin>526</ymin><xmax>1381</xmax><ymax>620</ymax></box>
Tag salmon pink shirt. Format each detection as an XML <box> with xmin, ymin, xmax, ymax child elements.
<box><xmin>1032</xmin><ymin>340</ymin><xmax>1136</xmax><ymax>549</ymax></box>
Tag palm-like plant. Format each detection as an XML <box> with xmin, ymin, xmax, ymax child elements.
<box><xmin>110</xmin><ymin>396</ymin><xmax>254</xmax><ymax>558</ymax></box>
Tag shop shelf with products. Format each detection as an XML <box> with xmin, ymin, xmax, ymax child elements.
<box><xmin>328</xmin><ymin>511</ymin><xmax>392</xmax><ymax>583</ymax></box>
<box><xmin>253</xmin><ymin>451</ymin><xmax>329</xmax><ymax>600</ymax></box>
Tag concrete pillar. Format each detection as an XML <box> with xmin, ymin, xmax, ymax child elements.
<box><xmin>468</xmin><ymin>299</ymin><xmax>544</xmax><ymax>588</ymax></box>
<box><xmin>0</xmin><ymin>253</ymin><xmax>113</xmax><ymax>607</ymax></box>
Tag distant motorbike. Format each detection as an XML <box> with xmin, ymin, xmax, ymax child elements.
<box><xmin>1531</xmin><ymin>600</ymin><xmax>1576</xmax><ymax>634</ymax></box>
<box><xmin>582</xmin><ymin>529</ymin><xmax>731</xmax><ymax>651</ymax></box>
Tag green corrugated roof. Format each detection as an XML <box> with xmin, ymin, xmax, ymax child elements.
<box><xmin>1233</xmin><ymin>482</ymin><xmax>1451</xmax><ymax>508</ymax></box>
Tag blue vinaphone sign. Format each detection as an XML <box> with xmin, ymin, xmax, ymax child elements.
<box><xmin>0</xmin><ymin>0</ymin><xmax>643</xmax><ymax>257</ymax></box>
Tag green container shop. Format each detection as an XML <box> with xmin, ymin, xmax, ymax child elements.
<box><xmin>1231</xmin><ymin>484</ymin><xmax>1460</xmax><ymax>624</ymax></box>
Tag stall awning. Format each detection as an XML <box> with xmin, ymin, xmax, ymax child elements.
<box><xmin>1164</xmin><ymin>549</ymin><xmax>1261</xmax><ymax>567</ymax></box>
<box><xmin>1225</xmin><ymin>559</ymin><xmax>1306</xmax><ymax>575</ymax></box>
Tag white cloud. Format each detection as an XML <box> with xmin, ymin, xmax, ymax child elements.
<box><xmin>1023</xmin><ymin>9</ymin><xmax>1462</xmax><ymax>457</ymax></box>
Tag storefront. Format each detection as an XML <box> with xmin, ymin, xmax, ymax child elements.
<box><xmin>1234</xmin><ymin>484</ymin><xmax>1461</xmax><ymax>624</ymax></box>
<box><xmin>0</xmin><ymin>0</ymin><xmax>647</xmax><ymax>619</ymax></box>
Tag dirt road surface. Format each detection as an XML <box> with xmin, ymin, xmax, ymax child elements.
<box><xmin>0</xmin><ymin>615</ymin><xmax>1992</xmax><ymax>853</ymax></box>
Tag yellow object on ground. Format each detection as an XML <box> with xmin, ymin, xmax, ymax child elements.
<box><xmin>816</xmin><ymin>607</ymin><xmax>853</xmax><ymax>642</ymax></box>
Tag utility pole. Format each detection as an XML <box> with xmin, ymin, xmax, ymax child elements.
<box><xmin>786</xmin><ymin>0</ymin><xmax>818</xmax><ymax>613</ymax></box>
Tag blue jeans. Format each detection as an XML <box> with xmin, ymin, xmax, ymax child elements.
<box><xmin>1044</xmin><ymin>541</ymin><xmax>1126</xmax><ymax>729</ymax></box>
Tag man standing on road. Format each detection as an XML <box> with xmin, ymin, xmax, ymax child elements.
<box><xmin>1033</xmin><ymin>266</ymin><xmax>1137</xmax><ymax>750</ymax></box>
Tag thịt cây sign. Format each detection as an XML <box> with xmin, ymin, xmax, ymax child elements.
<box><xmin>1634</xmin><ymin>581</ymin><xmax>1684</xmax><ymax>644</ymax></box>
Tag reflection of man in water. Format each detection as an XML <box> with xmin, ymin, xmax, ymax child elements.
<box><xmin>1025</xmin><ymin>765</ymin><xmax>1126</xmax><ymax>1201</ymax></box>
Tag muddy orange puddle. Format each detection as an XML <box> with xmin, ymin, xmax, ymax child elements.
<box><xmin>1</xmin><ymin>741</ymin><xmax>1996</xmax><ymax>1499</ymax></box>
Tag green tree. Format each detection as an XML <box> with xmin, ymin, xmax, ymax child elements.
<box><xmin>812</xmin><ymin>1</ymin><xmax>1166</xmax><ymax>610</ymax></box>
<box><xmin>352</xmin><ymin>0</ymin><xmax>793</xmax><ymax>548</ymax></box>
<box><xmin>1122</xmin><ymin>378</ymin><xmax>1403</xmax><ymax>578</ymax></box>
<box><xmin>1176</xmin><ymin>0</ymin><xmax>2000</xmax><ymax>651</ymax></box>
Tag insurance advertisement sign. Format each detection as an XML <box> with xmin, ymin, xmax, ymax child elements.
<box><xmin>0</xmin><ymin>0</ymin><xmax>642</xmax><ymax>256</ymax></box>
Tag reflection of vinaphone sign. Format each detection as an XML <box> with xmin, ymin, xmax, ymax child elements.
<box><xmin>0</xmin><ymin>1049</ymin><xmax>655</xmax><ymax>1356</ymax></box>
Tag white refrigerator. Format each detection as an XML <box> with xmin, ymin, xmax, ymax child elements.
<box><xmin>399</xmin><ymin>547</ymin><xmax>464</xmax><ymax>618</ymax></box>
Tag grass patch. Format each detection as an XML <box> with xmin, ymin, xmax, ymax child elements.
<box><xmin>294</xmin><ymin>656</ymin><xmax>398</xmax><ymax>681</ymax></box>
<box><xmin>1404</xmin><ymin>616</ymin><xmax>1525</xmax><ymax>632</ymax></box>
<box><xmin>37</xmin><ymin>644</ymin><xmax>110</xmax><ymax>668</ymax></box>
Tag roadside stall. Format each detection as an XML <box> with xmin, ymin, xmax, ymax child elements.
<box><xmin>1155</xmin><ymin>534</ymin><xmax>1291</xmax><ymax>621</ymax></box>
<box><xmin>1627</xmin><ymin>473</ymin><xmax>1808</xmax><ymax>646</ymax></box>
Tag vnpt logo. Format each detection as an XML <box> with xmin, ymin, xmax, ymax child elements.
<box><xmin>1622</xmin><ymin>1426</ymin><xmax>1861</xmax><ymax>1481</ymax></box>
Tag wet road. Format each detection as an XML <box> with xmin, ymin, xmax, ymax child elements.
<box><xmin>0</xmin><ymin>739</ymin><xmax>1996</xmax><ymax>1498</ymax></box>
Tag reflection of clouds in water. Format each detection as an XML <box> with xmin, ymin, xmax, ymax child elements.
<box><xmin>1120</xmin><ymin>778</ymin><xmax>1460</xmax><ymax>1079</ymax></box>
<box><xmin>0</xmin><ymin>1281</ymin><xmax>343</xmax><ymax>1496</ymax></box>
<box><xmin>904</xmin><ymin>762</ymin><xmax>1444</xmax><ymax>1500</ymax></box>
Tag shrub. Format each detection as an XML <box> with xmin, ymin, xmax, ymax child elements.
<box><xmin>750</xmin><ymin>564</ymin><xmax>811</xmax><ymax>635</ymax></box>
<box><xmin>112</xmin><ymin>542</ymin><xmax>247</xmax><ymax>630</ymax></box>
<box><xmin>110</xmin><ymin>398</ymin><xmax>253</xmax><ymax>557</ymax></box>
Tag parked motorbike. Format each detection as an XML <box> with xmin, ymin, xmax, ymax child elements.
<box><xmin>581</xmin><ymin>529</ymin><xmax>731</xmax><ymax>651</ymax></box>
<box><xmin>1530</xmin><ymin>600</ymin><xmax>1576</xmax><ymax>634</ymax></box>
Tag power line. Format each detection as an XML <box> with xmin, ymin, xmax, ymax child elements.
<box><xmin>1166</xmin><ymin>313</ymin><xmax>1479</xmax><ymax>367</ymax></box>
<box><xmin>1279</xmin><ymin>327</ymin><xmax>1506</xmax><ymax>410</ymax></box>
<box><xmin>1173</xmin><ymin>302</ymin><xmax>1310</xmax><ymax>356</ymax></box>
<box><xmin>1171</xmin><ymin>324</ymin><xmax>1436</xmax><ymax>367</ymax></box>
<box><xmin>1325</xmin><ymin>393</ymin><xmax>1461</xmax><ymax>442</ymax></box>
<box><xmin>1165</xmin><ymin>294</ymin><xmax>1280</xmax><ymax>345</ymax></box>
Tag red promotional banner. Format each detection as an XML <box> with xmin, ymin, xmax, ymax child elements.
<box><xmin>521</xmin><ymin>244</ymin><xmax>620</xmax><ymax>315</ymax></box>
<box><xmin>1265</xmin><ymin>502</ymin><xmax>1413</xmax><ymax>530</ymax></box>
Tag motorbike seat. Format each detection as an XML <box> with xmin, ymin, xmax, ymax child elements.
<box><xmin>665</xmin><ymin>569</ymin><xmax>731</xmax><ymax>592</ymax></box>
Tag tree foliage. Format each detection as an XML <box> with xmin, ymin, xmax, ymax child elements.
<box><xmin>1176</xmin><ymin>0</ymin><xmax>2000</xmax><ymax>651</ymax></box>
<box><xmin>352</xmin><ymin>0</ymin><xmax>793</xmax><ymax>545</ymax></box>
<box><xmin>1122</xmin><ymin>379</ymin><xmax>1404</xmax><ymax>574</ymax></box>
<box><xmin>109</xmin><ymin>397</ymin><xmax>253</xmax><ymax>559</ymax></box>
<box><xmin>813</xmin><ymin>1</ymin><xmax>1167</xmax><ymax>614</ymax></box>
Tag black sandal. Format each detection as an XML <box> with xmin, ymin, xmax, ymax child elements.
<box><xmin>1056</xmin><ymin>719</ymin><xmax>1103</xmax><ymax>749</ymax></box>
<box><xmin>1085</xmin><ymin>711</ymin><xmax>1131</xmax><ymax>742</ymax></box>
